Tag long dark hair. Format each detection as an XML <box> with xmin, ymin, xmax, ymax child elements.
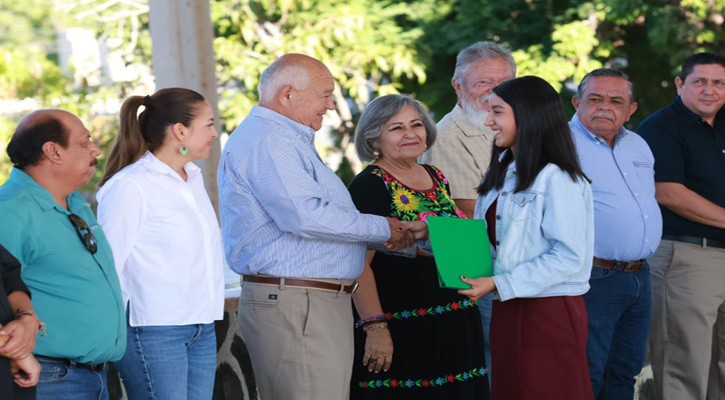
<box><xmin>100</xmin><ymin>88</ymin><xmax>205</xmax><ymax>186</ymax></box>
<box><xmin>478</xmin><ymin>76</ymin><xmax>587</xmax><ymax>194</ymax></box>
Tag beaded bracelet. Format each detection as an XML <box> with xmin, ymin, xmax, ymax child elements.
<box><xmin>16</xmin><ymin>309</ymin><xmax>46</xmax><ymax>338</ymax></box>
<box><xmin>355</xmin><ymin>313</ymin><xmax>387</xmax><ymax>328</ymax></box>
<box><xmin>362</xmin><ymin>321</ymin><xmax>388</xmax><ymax>333</ymax></box>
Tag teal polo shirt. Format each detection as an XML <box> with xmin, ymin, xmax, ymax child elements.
<box><xmin>0</xmin><ymin>168</ymin><xmax>125</xmax><ymax>364</ymax></box>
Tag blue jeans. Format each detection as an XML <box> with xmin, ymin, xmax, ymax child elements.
<box><xmin>584</xmin><ymin>264</ymin><xmax>651</xmax><ymax>399</ymax></box>
<box><xmin>36</xmin><ymin>357</ymin><xmax>109</xmax><ymax>400</ymax></box>
<box><xmin>114</xmin><ymin>323</ymin><xmax>217</xmax><ymax>400</ymax></box>
<box><xmin>477</xmin><ymin>292</ymin><xmax>493</xmax><ymax>387</ymax></box>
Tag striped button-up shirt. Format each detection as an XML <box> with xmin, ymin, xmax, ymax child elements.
<box><xmin>218</xmin><ymin>106</ymin><xmax>390</xmax><ymax>280</ymax></box>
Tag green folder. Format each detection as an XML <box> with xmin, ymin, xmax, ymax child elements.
<box><xmin>427</xmin><ymin>216</ymin><xmax>493</xmax><ymax>289</ymax></box>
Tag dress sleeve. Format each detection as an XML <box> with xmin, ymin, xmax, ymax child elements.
<box><xmin>425</xmin><ymin>164</ymin><xmax>453</xmax><ymax>196</ymax></box>
<box><xmin>348</xmin><ymin>170</ymin><xmax>392</xmax><ymax>217</ymax></box>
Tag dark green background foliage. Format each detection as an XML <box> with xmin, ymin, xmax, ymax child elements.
<box><xmin>2</xmin><ymin>0</ymin><xmax>724</xmax><ymax>185</ymax></box>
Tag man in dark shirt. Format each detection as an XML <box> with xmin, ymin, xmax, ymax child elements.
<box><xmin>638</xmin><ymin>52</ymin><xmax>725</xmax><ymax>400</ymax></box>
<box><xmin>0</xmin><ymin>244</ymin><xmax>40</xmax><ymax>399</ymax></box>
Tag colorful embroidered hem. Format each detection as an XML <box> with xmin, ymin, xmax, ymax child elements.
<box><xmin>385</xmin><ymin>298</ymin><xmax>478</xmax><ymax>321</ymax></box>
<box><xmin>358</xmin><ymin>366</ymin><xmax>488</xmax><ymax>389</ymax></box>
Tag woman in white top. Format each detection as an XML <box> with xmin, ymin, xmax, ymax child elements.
<box><xmin>97</xmin><ymin>88</ymin><xmax>224</xmax><ymax>400</ymax></box>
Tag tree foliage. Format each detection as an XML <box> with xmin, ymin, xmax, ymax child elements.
<box><xmin>3</xmin><ymin>0</ymin><xmax>725</xmax><ymax>186</ymax></box>
<box><xmin>0</xmin><ymin>0</ymin><xmax>150</xmax><ymax>191</ymax></box>
<box><xmin>408</xmin><ymin>0</ymin><xmax>725</xmax><ymax>126</ymax></box>
<box><xmin>212</xmin><ymin>0</ymin><xmax>428</xmax><ymax>173</ymax></box>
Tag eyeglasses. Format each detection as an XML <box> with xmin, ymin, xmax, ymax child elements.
<box><xmin>68</xmin><ymin>213</ymin><xmax>98</xmax><ymax>254</ymax></box>
<box><xmin>472</xmin><ymin>78</ymin><xmax>509</xmax><ymax>89</ymax></box>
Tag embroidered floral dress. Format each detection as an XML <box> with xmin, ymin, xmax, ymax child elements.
<box><xmin>348</xmin><ymin>164</ymin><xmax>489</xmax><ymax>400</ymax></box>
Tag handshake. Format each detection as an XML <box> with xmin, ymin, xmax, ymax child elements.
<box><xmin>383</xmin><ymin>217</ymin><xmax>429</xmax><ymax>251</ymax></box>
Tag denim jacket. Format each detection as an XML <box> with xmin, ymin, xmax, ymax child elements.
<box><xmin>474</xmin><ymin>161</ymin><xmax>594</xmax><ymax>301</ymax></box>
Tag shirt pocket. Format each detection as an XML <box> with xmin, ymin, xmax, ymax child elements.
<box><xmin>509</xmin><ymin>192</ymin><xmax>538</xmax><ymax>222</ymax></box>
<box><xmin>632</xmin><ymin>161</ymin><xmax>656</xmax><ymax>193</ymax></box>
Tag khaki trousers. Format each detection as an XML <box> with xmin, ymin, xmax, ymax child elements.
<box><xmin>649</xmin><ymin>239</ymin><xmax>725</xmax><ymax>400</ymax></box>
<box><xmin>237</xmin><ymin>281</ymin><xmax>354</xmax><ymax>400</ymax></box>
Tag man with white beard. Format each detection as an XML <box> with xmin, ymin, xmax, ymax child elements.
<box><xmin>419</xmin><ymin>41</ymin><xmax>516</xmax><ymax>388</ymax></box>
<box><xmin>420</xmin><ymin>41</ymin><xmax>516</xmax><ymax>219</ymax></box>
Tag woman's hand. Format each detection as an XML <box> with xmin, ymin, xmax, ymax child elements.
<box><xmin>10</xmin><ymin>354</ymin><xmax>41</xmax><ymax>387</ymax></box>
<box><xmin>0</xmin><ymin>315</ymin><xmax>38</xmax><ymax>359</ymax></box>
<box><xmin>363</xmin><ymin>327</ymin><xmax>394</xmax><ymax>374</ymax></box>
<box><xmin>458</xmin><ymin>276</ymin><xmax>496</xmax><ymax>301</ymax></box>
<box><xmin>399</xmin><ymin>220</ymin><xmax>428</xmax><ymax>240</ymax></box>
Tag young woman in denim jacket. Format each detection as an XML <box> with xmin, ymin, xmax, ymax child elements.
<box><xmin>458</xmin><ymin>76</ymin><xmax>595</xmax><ymax>399</ymax></box>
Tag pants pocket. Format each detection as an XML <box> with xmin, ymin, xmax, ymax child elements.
<box><xmin>38</xmin><ymin>361</ymin><xmax>71</xmax><ymax>383</ymax></box>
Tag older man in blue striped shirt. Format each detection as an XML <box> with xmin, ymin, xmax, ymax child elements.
<box><xmin>570</xmin><ymin>68</ymin><xmax>662</xmax><ymax>400</ymax></box>
<box><xmin>218</xmin><ymin>53</ymin><xmax>416</xmax><ymax>400</ymax></box>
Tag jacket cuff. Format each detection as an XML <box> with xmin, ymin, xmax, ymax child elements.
<box><xmin>492</xmin><ymin>275</ymin><xmax>515</xmax><ymax>302</ymax></box>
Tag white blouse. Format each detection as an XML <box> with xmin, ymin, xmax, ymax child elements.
<box><xmin>97</xmin><ymin>152</ymin><xmax>224</xmax><ymax>327</ymax></box>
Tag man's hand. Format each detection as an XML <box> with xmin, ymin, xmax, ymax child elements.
<box><xmin>0</xmin><ymin>315</ymin><xmax>38</xmax><ymax>360</ymax></box>
<box><xmin>457</xmin><ymin>276</ymin><xmax>496</xmax><ymax>301</ymax></box>
<box><xmin>0</xmin><ymin>324</ymin><xmax>7</xmax><ymax>347</ymax></box>
<box><xmin>383</xmin><ymin>217</ymin><xmax>415</xmax><ymax>250</ymax></box>
<box><xmin>399</xmin><ymin>220</ymin><xmax>428</xmax><ymax>240</ymax></box>
<box><xmin>10</xmin><ymin>354</ymin><xmax>40</xmax><ymax>387</ymax></box>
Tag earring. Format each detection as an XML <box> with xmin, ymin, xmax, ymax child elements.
<box><xmin>179</xmin><ymin>145</ymin><xmax>189</xmax><ymax>156</ymax></box>
<box><xmin>373</xmin><ymin>149</ymin><xmax>380</xmax><ymax>158</ymax></box>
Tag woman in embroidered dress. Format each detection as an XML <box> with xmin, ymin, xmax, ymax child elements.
<box><xmin>96</xmin><ymin>88</ymin><xmax>224</xmax><ymax>400</ymax></box>
<box><xmin>348</xmin><ymin>94</ymin><xmax>488</xmax><ymax>400</ymax></box>
<box><xmin>459</xmin><ymin>76</ymin><xmax>594</xmax><ymax>399</ymax></box>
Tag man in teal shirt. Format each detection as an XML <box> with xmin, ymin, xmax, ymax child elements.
<box><xmin>0</xmin><ymin>109</ymin><xmax>125</xmax><ymax>400</ymax></box>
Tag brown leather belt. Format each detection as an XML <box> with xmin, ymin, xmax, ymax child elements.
<box><xmin>242</xmin><ymin>275</ymin><xmax>358</xmax><ymax>294</ymax></box>
<box><xmin>593</xmin><ymin>257</ymin><xmax>645</xmax><ymax>272</ymax></box>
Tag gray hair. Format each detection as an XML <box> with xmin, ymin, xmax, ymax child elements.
<box><xmin>258</xmin><ymin>59</ymin><xmax>310</xmax><ymax>104</ymax></box>
<box><xmin>577</xmin><ymin>68</ymin><xmax>635</xmax><ymax>103</ymax></box>
<box><xmin>453</xmin><ymin>41</ymin><xmax>516</xmax><ymax>84</ymax></box>
<box><xmin>355</xmin><ymin>94</ymin><xmax>436</xmax><ymax>162</ymax></box>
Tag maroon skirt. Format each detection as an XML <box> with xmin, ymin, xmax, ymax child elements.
<box><xmin>490</xmin><ymin>295</ymin><xmax>593</xmax><ymax>400</ymax></box>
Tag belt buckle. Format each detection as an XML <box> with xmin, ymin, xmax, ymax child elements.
<box><xmin>350</xmin><ymin>280</ymin><xmax>359</xmax><ymax>294</ymax></box>
<box><xmin>621</xmin><ymin>261</ymin><xmax>642</xmax><ymax>272</ymax></box>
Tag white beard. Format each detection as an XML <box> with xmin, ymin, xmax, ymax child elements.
<box><xmin>460</xmin><ymin>96</ymin><xmax>490</xmax><ymax>129</ymax></box>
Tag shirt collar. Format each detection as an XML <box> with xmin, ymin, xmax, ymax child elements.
<box><xmin>673</xmin><ymin>96</ymin><xmax>725</xmax><ymax>127</ymax></box>
<box><xmin>450</xmin><ymin>104</ymin><xmax>492</xmax><ymax>137</ymax></box>
<box><xmin>249</xmin><ymin>105</ymin><xmax>317</xmax><ymax>145</ymax></box>
<box><xmin>139</xmin><ymin>151</ymin><xmax>201</xmax><ymax>180</ymax></box>
<box><xmin>674</xmin><ymin>96</ymin><xmax>703</xmax><ymax>126</ymax></box>
<box><xmin>570</xmin><ymin>114</ymin><xmax>630</xmax><ymax>145</ymax></box>
<box><xmin>7</xmin><ymin>167</ymin><xmax>86</xmax><ymax>213</ymax></box>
